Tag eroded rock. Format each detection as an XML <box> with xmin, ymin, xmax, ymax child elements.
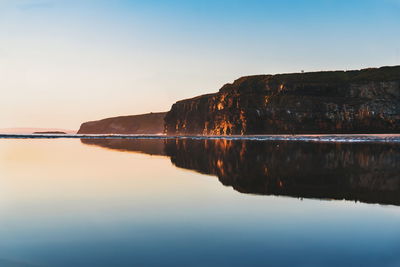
<box><xmin>165</xmin><ymin>66</ymin><xmax>400</xmax><ymax>134</ymax></box>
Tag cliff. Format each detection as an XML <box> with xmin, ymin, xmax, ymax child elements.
<box><xmin>165</xmin><ymin>66</ymin><xmax>400</xmax><ymax>134</ymax></box>
<box><xmin>33</xmin><ymin>131</ymin><xmax>66</xmax><ymax>134</ymax></box>
<box><xmin>78</xmin><ymin>112</ymin><xmax>167</xmax><ymax>134</ymax></box>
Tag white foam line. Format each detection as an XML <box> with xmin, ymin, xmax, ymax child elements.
<box><xmin>0</xmin><ymin>134</ymin><xmax>400</xmax><ymax>143</ymax></box>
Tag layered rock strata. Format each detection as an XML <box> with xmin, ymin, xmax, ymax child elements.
<box><xmin>78</xmin><ymin>112</ymin><xmax>166</xmax><ymax>134</ymax></box>
<box><xmin>165</xmin><ymin>66</ymin><xmax>400</xmax><ymax>134</ymax></box>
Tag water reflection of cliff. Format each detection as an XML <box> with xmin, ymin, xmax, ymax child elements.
<box><xmin>81</xmin><ymin>138</ymin><xmax>400</xmax><ymax>206</ymax></box>
<box><xmin>81</xmin><ymin>139</ymin><xmax>166</xmax><ymax>156</ymax></box>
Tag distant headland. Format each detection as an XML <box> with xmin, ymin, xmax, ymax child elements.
<box><xmin>79</xmin><ymin>65</ymin><xmax>400</xmax><ymax>135</ymax></box>
<box><xmin>0</xmin><ymin>128</ymin><xmax>75</xmax><ymax>135</ymax></box>
<box><xmin>77</xmin><ymin>112</ymin><xmax>166</xmax><ymax>134</ymax></box>
<box><xmin>33</xmin><ymin>131</ymin><xmax>67</xmax><ymax>134</ymax></box>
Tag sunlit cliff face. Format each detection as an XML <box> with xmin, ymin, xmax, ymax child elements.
<box><xmin>164</xmin><ymin>67</ymin><xmax>400</xmax><ymax>135</ymax></box>
<box><xmin>81</xmin><ymin>138</ymin><xmax>400</xmax><ymax>205</ymax></box>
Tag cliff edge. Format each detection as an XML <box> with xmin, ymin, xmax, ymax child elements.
<box><xmin>165</xmin><ymin>66</ymin><xmax>400</xmax><ymax>134</ymax></box>
<box><xmin>78</xmin><ymin>112</ymin><xmax>167</xmax><ymax>134</ymax></box>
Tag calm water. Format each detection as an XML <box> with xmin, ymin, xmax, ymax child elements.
<box><xmin>0</xmin><ymin>138</ymin><xmax>399</xmax><ymax>267</ymax></box>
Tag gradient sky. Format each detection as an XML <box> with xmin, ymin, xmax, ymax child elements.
<box><xmin>1</xmin><ymin>0</ymin><xmax>399</xmax><ymax>130</ymax></box>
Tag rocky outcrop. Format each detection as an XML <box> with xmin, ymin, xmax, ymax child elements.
<box><xmin>165</xmin><ymin>66</ymin><xmax>400</xmax><ymax>134</ymax></box>
<box><xmin>78</xmin><ymin>112</ymin><xmax>167</xmax><ymax>134</ymax></box>
<box><xmin>33</xmin><ymin>131</ymin><xmax>66</xmax><ymax>134</ymax></box>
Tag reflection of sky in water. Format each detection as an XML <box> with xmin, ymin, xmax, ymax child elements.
<box><xmin>0</xmin><ymin>140</ymin><xmax>399</xmax><ymax>267</ymax></box>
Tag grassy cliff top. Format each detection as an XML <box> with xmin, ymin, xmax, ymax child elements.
<box><xmin>230</xmin><ymin>65</ymin><xmax>400</xmax><ymax>86</ymax></box>
<box><xmin>175</xmin><ymin>65</ymin><xmax>400</xmax><ymax>102</ymax></box>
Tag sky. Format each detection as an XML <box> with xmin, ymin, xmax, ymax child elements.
<box><xmin>0</xmin><ymin>0</ymin><xmax>399</xmax><ymax>130</ymax></box>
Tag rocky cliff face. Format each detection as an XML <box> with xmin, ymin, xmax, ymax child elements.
<box><xmin>78</xmin><ymin>112</ymin><xmax>166</xmax><ymax>134</ymax></box>
<box><xmin>165</xmin><ymin>66</ymin><xmax>400</xmax><ymax>134</ymax></box>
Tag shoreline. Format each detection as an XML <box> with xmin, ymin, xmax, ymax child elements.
<box><xmin>1</xmin><ymin>133</ymin><xmax>400</xmax><ymax>143</ymax></box>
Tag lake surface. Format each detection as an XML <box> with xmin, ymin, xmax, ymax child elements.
<box><xmin>0</xmin><ymin>138</ymin><xmax>399</xmax><ymax>267</ymax></box>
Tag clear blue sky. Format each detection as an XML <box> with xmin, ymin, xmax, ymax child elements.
<box><xmin>1</xmin><ymin>0</ymin><xmax>399</xmax><ymax>129</ymax></box>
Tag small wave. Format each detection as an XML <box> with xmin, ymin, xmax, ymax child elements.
<box><xmin>1</xmin><ymin>133</ymin><xmax>400</xmax><ymax>143</ymax></box>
